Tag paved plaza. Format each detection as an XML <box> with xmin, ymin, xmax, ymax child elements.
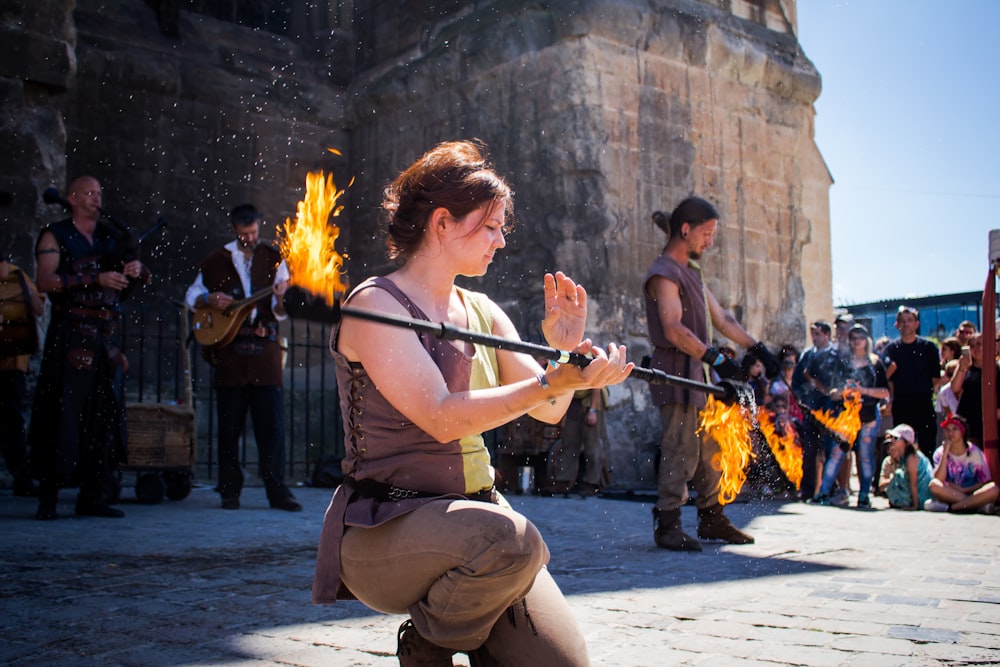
<box><xmin>1</xmin><ymin>483</ymin><xmax>998</xmax><ymax>666</ymax></box>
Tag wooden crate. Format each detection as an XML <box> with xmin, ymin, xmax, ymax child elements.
<box><xmin>125</xmin><ymin>403</ymin><xmax>195</xmax><ymax>469</ymax></box>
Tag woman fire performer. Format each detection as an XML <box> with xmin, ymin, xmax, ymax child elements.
<box><xmin>312</xmin><ymin>139</ymin><xmax>633</xmax><ymax>666</ymax></box>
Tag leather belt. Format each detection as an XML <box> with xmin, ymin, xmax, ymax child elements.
<box><xmin>238</xmin><ymin>324</ymin><xmax>277</xmax><ymax>338</ymax></box>
<box><xmin>67</xmin><ymin>306</ymin><xmax>116</xmax><ymax>320</ymax></box>
<box><xmin>344</xmin><ymin>476</ymin><xmax>498</xmax><ymax>505</ymax></box>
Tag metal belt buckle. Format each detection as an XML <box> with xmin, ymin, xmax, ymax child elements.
<box><xmin>388</xmin><ymin>486</ymin><xmax>419</xmax><ymax>501</ymax></box>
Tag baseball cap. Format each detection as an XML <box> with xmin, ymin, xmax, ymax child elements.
<box><xmin>884</xmin><ymin>424</ymin><xmax>915</xmax><ymax>444</ymax></box>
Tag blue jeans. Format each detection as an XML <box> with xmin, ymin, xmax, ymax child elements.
<box><xmin>819</xmin><ymin>412</ymin><xmax>880</xmax><ymax>502</ymax></box>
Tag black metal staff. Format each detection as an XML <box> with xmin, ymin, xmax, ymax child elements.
<box><xmin>284</xmin><ymin>286</ymin><xmax>742</xmax><ymax>403</ymax></box>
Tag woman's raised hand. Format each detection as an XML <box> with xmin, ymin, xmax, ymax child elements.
<box><xmin>541</xmin><ymin>271</ymin><xmax>588</xmax><ymax>351</ymax></box>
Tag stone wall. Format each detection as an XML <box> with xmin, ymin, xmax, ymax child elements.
<box><xmin>0</xmin><ymin>0</ymin><xmax>832</xmax><ymax>488</ymax></box>
<box><xmin>60</xmin><ymin>0</ymin><xmax>351</xmax><ymax>293</ymax></box>
<box><xmin>0</xmin><ymin>1</ymin><xmax>76</xmax><ymax>265</ymax></box>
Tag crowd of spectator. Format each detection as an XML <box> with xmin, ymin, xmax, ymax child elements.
<box><xmin>740</xmin><ymin>308</ymin><xmax>998</xmax><ymax>516</ymax></box>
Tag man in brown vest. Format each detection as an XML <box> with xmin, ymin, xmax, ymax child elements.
<box><xmin>185</xmin><ymin>204</ymin><xmax>301</xmax><ymax>511</ymax></box>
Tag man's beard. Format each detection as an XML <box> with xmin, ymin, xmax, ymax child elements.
<box><xmin>238</xmin><ymin>237</ymin><xmax>259</xmax><ymax>251</ymax></box>
<box><xmin>688</xmin><ymin>249</ymin><xmax>701</xmax><ymax>260</ymax></box>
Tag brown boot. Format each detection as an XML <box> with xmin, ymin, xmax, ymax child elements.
<box><xmin>396</xmin><ymin>619</ymin><xmax>456</xmax><ymax>667</ymax></box>
<box><xmin>468</xmin><ymin>644</ymin><xmax>500</xmax><ymax>667</ymax></box>
<box><xmin>652</xmin><ymin>507</ymin><xmax>702</xmax><ymax>551</ymax></box>
<box><xmin>697</xmin><ymin>504</ymin><xmax>754</xmax><ymax>544</ymax></box>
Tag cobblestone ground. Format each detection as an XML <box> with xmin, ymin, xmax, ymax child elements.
<box><xmin>1</xmin><ymin>484</ymin><xmax>998</xmax><ymax>666</ymax></box>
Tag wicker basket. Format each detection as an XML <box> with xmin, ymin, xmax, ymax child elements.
<box><xmin>125</xmin><ymin>403</ymin><xmax>195</xmax><ymax>469</ymax></box>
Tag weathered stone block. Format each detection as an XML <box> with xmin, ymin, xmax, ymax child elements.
<box><xmin>0</xmin><ymin>28</ymin><xmax>75</xmax><ymax>89</ymax></box>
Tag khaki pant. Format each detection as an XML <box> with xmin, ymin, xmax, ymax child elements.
<box><xmin>656</xmin><ymin>402</ymin><xmax>721</xmax><ymax>511</ymax></box>
<box><xmin>340</xmin><ymin>497</ymin><xmax>590</xmax><ymax>665</ymax></box>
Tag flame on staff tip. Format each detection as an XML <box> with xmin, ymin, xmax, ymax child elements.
<box><xmin>810</xmin><ymin>388</ymin><xmax>862</xmax><ymax>447</ymax></box>
<box><xmin>757</xmin><ymin>411</ymin><xmax>803</xmax><ymax>490</ymax></box>
<box><xmin>698</xmin><ymin>394</ymin><xmax>756</xmax><ymax>505</ymax></box>
<box><xmin>278</xmin><ymin>169</ymin><xmax>353</xmax><ymax>306</ymax></box>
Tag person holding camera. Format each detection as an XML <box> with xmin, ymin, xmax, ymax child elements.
<box><xmin>949</xmin><ymin>333</ymin><xmax>999</xmax><ymax>447</ymax></box>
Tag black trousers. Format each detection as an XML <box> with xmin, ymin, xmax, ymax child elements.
<box><xmin>892</xmin><ymin>393</ymin><xmax>937</xmax><ymax>459</ymax></box>
<box><xmin>215</xmin><ymin>385</ymin><xmax>290</xmax><ymax>501</ymax></box>
<box><xmin>0</xmin><ymin>369</ymin><xmax>30</xmax><ymax>481</ymax></box>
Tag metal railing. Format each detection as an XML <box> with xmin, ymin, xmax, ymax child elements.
<box><xmin>120</xmin><ymin>296</ymin><xmax>344</xmax><ymax>486</ymax></box>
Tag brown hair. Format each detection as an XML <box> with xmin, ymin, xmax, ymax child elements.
<box><xmin>651</xmin><ymin>196</ymin><xmax>719</xmax><ymax>239</ymax></box>
<box><xmin>896</xmin><ymin>305</ymin><xmax>920</xmax><ymax>322</ymax></box>
<box><xmin>940</xmin><ymin>337</ymin><xmax>962</xmax><ymax>360</ymax></box>
<box><xmin>382</xmin><ymin>139</ymin><xmax>513</xmax><ymax>261</ymax></box>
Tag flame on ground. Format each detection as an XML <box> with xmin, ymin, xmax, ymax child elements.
<box><xmin>810</xmin><ymin>389</ymin><xmax>862</xmax><ymax>447</ymax></box>
<box><xmin>757</xmin><ymin>411</ymin><xmax>803</xmax><ymax>490</ymax></box>
<box><xmin>698</xmin><ymin>395</ymin><xmax>756</xmax><ymax>505</ymax></box>
<box><xmin>278</xmin><ymin>169</ymin><xmax>352</xmax><ymax>305</ymax></box>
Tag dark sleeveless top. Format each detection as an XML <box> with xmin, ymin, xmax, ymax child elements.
<box><xmin>42</xmin><ymin>218</ymin><xmax>124</xmax><ymax>318</ymax></box>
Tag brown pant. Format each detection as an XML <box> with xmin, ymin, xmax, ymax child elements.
<box><xmin>550</xmin><ymin>414</ymin><xmax>605</xmax><ymax>486</ymax></box>
<box><xmin>340</xmin><ymin>496</ymin><xmax>590</xmax><ymax>665</ymax></box>
<box><xmin>656</xmin><ymin>401</ymin><xmax>721</xmax><ymax>511</ymax></box>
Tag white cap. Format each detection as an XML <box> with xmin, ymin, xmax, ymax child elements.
<box><xmin>884</xmin><ymin>424</ymin><xmax>915</xmax><ymax>444</ymax></box>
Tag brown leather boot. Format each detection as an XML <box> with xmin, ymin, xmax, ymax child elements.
<box><xmin>396</xmin><ymin>619</ymin><xmax>456</xmax><ymax>667</ymax></box>
<box><xmin>697</xmin><ymin>504</ymin><xmax>754</xmax><ymax>544</ymax></box>
<box><xmin>468</xmin><ymin>644</ymin><xmax>500</xmax><ymax>667</ymax></box>
<box><xmin>652</xmin><ymin>507</ymin><xmax>702</xmax><ymax>551</ymax></box>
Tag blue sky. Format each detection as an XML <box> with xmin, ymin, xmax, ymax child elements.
<box><xmin>796</xmin><ymin>1</ymin><xmax>1000</xmax><ymax>306</ymax></box>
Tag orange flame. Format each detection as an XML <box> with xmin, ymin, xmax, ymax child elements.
<box><xmin>810</xmin><ymin>389</ymin><xmax>862</xmax><ymax>447</ymax></box>
<box><xmin>278</xmin><ymin>169</ymin><xmax>352</xmax><ymax>305</ymax></box>
<box><xmin>698</xmin><ymin>395</ymin><xmax>756</xmax><ymax>505</ymax></box>
<box><xmin>757</xmin><ymin>411</ymin><xmax>803</xmax><ymax>490</ymax></box>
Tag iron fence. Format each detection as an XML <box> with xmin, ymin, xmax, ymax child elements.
<box><xmin>119</xmin><ymin>295</ymin><xmax>344</xmax><ymax>487</ymax></box>
<box><xmin>116</xmin><ymin>294</ymin><xmax>524</xmax><ymax>493</ymax></box>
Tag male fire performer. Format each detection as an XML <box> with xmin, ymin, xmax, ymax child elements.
<box><xmin>185</xmin><ymin>204</ymin><xmax>301</xmax><ymax>512</ymax></box>
<box><xmin>644</xmin><ymin>197</ymin><xmax>778</xmax><ymax>551</ymax></box>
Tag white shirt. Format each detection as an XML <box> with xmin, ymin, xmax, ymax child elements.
<box><xmin>936</xmin><ymin>382</ymin><xmax>959</xmax><ymax>418</ymax></box>
<box><xmin>184</xmin><ymin>240</ymin><xmax>289</xmax><ymax>322</ymax></box>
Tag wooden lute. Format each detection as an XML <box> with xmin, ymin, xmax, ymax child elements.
<box><xmin>191</xmin><ymin>287</ymin><xmax>273</xmax><ymax>348</ymax></box>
